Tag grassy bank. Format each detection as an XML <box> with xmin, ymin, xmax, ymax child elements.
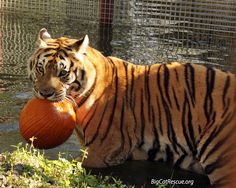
<box><xmin>0</xmin><ymin>143</ymin><xmax>132</xmax><ymax>188</ymax></box>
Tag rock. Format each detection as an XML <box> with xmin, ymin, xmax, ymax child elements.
<box><xmin>13</xmin><ymin>163</ymin><xmax>24</xmax><ymax>176</ymax></box>
<box><xmin>0</xmin><ymin>154</ymin><xmax>6</xmax><ymax>163</ymax></box>
<box><xmin>0</xmin><ymin>175</ymin><xmax>6</xmax><ymax>187</ymax></box>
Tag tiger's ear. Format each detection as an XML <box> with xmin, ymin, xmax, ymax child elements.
<box><xmin>73</xmin><ymin>35</ymin><xmax>89</xmax><ymax>54</ymax></box>
<box><xmin>36</xmin><ymin>28</ymin><xmax>52</xmax><ymax>48</ymax></box>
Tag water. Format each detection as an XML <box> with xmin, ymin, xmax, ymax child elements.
<box><xmin>0</xmin><ymin>8</ymin><xmax>235</xmax><ymax>186</ymax></box>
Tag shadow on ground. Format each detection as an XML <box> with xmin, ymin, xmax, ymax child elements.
<box><xmin>89</xmin><ymin>161</ymin><xmax>210</xmax><ymax>188</ymax></box>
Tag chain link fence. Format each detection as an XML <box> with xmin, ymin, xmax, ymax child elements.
<box><xmin>0</xmin><ymin>0</ymin><xmax>236</xmax><ymax>70</ymax></box>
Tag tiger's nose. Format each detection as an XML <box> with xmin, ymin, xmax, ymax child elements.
<box><xmin>39</xmin><ymin>88</ymin><xmax>55</xmax><ymax>98</ymax></box>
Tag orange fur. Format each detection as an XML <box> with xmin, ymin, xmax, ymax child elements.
<box><xmin>29</xmin><ymin>29</ymin><xmax>236</xmax><ymax>187</ymax></box>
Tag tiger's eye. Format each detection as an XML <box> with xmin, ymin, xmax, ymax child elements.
<box><xmin>59</xmin><ymin>70</ymin><xmax>68</xmax><ymax>77</ymax></box>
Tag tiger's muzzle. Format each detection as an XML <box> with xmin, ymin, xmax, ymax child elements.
<box><xmin>34</xmin><ymin>76</ymin><xmax>67</xmax><ymax>101</ymax></box>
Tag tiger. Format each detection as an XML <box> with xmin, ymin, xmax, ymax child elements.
<box><xmin>28</xmin><ymin>28</ymin><xmax>236</xmax><ymax>187</ymax></box>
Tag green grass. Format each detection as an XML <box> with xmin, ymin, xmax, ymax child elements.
<box><xmin>0</xmin><ymin>143</ymin><xmax>133</xmax><ymax>188</ymax></box>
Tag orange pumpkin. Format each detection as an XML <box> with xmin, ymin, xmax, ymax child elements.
<box><xmin>19</xmin><ymin>98</ymin><xmax>76</xmax><ymax>149</ymax></box>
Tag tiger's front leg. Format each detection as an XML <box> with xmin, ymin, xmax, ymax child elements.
<box><xmin>79</xmin><ymin>104</ymin><xmax>138</xmax><ymax>168</ymax></box>
<box><xmin>82</xmin><ymin>139</ymin><xmax>132</xmax><ymax>168</ymax></box>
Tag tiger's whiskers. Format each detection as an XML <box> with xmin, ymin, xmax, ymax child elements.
<box><xmin>65</xmin><ymin>95</ymin><xmax>78</xmax><ymax>111</ymax></box>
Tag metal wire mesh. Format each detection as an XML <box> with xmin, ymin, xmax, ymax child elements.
<box><xmin>2</xmin><ymin>0</ymin><xmax>234</xmax><ymax>28</ymax></box>
<box><xmin>1</xmin><ymin>0</ymin><xmax>235</xmax><ymax>34</ymax></box>
<box><xmin>0</xmin><ymin>0</ymin><xmax>236</xmax><ymax>71</ymax></box>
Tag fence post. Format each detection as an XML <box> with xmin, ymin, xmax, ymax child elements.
<box><xmin>100</xmin><ymin>0</ymin><xmax>114</xmax><ymax>25</ymax></box>
<box><xmin>99</xmin><ymin>0</ymin><xmax>114</xmax><ymax>56</ymax></box>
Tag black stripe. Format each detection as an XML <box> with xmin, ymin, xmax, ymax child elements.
<box><xmin>198</xmin><ymin>111</ymin><xmax>233</xmax><ymax>159</ymax></box>
<box><xmin>145</xmin><ymin>65</ymin><xmax>152</xmax><ymax>122</ymax></box>
<box><xmin>174</xmin><ymin>154</ymin><xmax>186</xmax><ymax>167</ymax></box>
<box><xmin>69</xmin><ymin>61</ymin><xmax>74</xmax><ymax>69</ymax></box>
<box><xmin>157</xmin><ymin>65</ymin><xmax>173</xmax><ymax>141</ymax></box>
<box><xmin>156</xmin><ymin>96</ymin><xmax>163</xmax><ymax>135</ymax></box>
<box><xmin>196</xmin><ymin>113</ymin><xmax>216</xmax><ymax>147</ymax></box>
<box><xmin>166</xmin><ymin>145</ymin><xmax>174</xmax><ymax>164</ymax></box>
<box><xmin>198</xmin><ymin>127</ymin><xmax>217</xmax><ymax>160</ymax></box>
<box><xmin>108</xmin><ymin>58</ymin><xmax>115</xmax><ymax>83</ymax></box>
<box><xmin>151</xmin><ymin>105</ymin><xmax>160</xmax><ymax>148</ymax></box>
<box><xmin>186</xmin><ymin>92</ymin><xmax>196</xmax><ymax>155</ymax></box>
<box><xmin>64</xmin><ymin>47</ymin><xmax>73</xmax><ymax>51</ymax></box>
<box><xmin>36</xmin><ymin>67</ymin><xmax>44</xmax><ymax>76</ymax></box>
<box><xmin>103</xmin><ymin>99</ymin><xmax>127</xmax><ymax>162</ymax></box>
<box><xmin>172</xmin><ymin>87</ymin><xmax>180</xmax><ymax>111</ymax></box>
<box><xmin>198</xmin><ymin>125</ymin><xmax>202</xmax><ymax>135</ymax></box>
<box><xmin>130</xmin><ymin>66</ymin><xmax>135</xmax><ymax>108</ymax></box>
<box><xmin>80</xmin><ymin>69</ymin><xmax>86</xmax><ymax>81</ymax></box>
<box><xmin>202</xmin><ymin>128</ymin><xmax>233</xmax><ymax>163</ymax></box>
<box><xmin>63</xmin><ymin>50</ymin><xmax>69</xmax><ymax>57</ymax></box>
<box><xmin>148</xmin><ymin>140</ymin><xmax>160</xmax><ymax>161</ymax></box>
<box><xmin>222</xmin><ymin>75</ymin><xmax>230</xmax><ymax>109</ymax></box>
<box><xmin>204</xmin><ymin>67</ymin><xmax>216</xmax><ymax>124</ymax></box>
<box><xmin>81</xmin><ymin>90</ymin><xmax>106</xmax><ymax>131</ymax></box>
<box><xmin>44</xmin><ymin>53</ymin><xmax>53</xmax><ymax>57</ymax></box>
<box><xmin>205</xmin><ymin>159</ymin><xmax>225</xmax><ymax>176</ymax></box>
<box><xmin>182</xmin><ymin>91</ymin><xmax>195</xmax><ymax>155</ymax></box>
<box><xmin>184</xmin><ymin>63</ymin><xmax>195</xmax><ymax>106</ymax></box>
<box><xmin>119</xmin><ymin>99</ymin><xmax>126</xmax><ymax>151</ymax></box>
<box><xmin>163</xmin><ymin>64</ymin><xmax>172</xmax><ymax>108</ymax></box>
<box><xmin>130</xmin><ymin>67</ymin><xmax>138</xmax><ymax>145</ymax></box>
<box><xmin>221</xmin><ymin>76</ymin><xmax>231</xmax><ymax>118</ymax></box>
<box><xmin>119</xmin><ymin>64</ymin><xmax>132</xmax><ymax>150</ymax></box>
<box><xmin>157</xmin><ymin>65</ymin><xmax>180</xmax><ymax>154</ymax></box>
<box><xmin>59</xmin><ymin>54</ymin><xmax>65</xmax><ymax>60</ymax></box>
<box><xmin>174</xmin><ymin>68</ymin><xmax>179</xmax><ymax>82</ymax></box>
<box><xmin>73</xmin><ymin>68</ymin><xmax>78</xmax><ymax>78</ymax></box>
<box><xmin>221</xmin><ymin>99</ymin><xmax>230</xmax><ymax>118</ymax></box>
<box><xmin>206</xmin><ymin>111</ymin><xmax>216</xmax><ymax>131</ymax></box>
<box><xmin>188</xmin><ymin>64</ymin><xmax>196</xmax><ymax>101</ymax></box>
<box><xmin>205</xmin><ymin>161</ymin><xmax>219</xmax><ymax>175</ymax></box>
<box><xmin>126</xmin><ymin>128</ymin><xmax>133</xmax><ymax>153</ymax></box>
<box><xmin>138</xmin><ymin>89</ymin><xmax>145</xmax><ymax>147</ymax></box>
<box><xmin>41</xmin><ymin>48</ymin><xmax>54</xmax><ymax>54</ymax></box>
<box><xmin>213</xmin><ymin>112</ymin><xmax>234</xmax><ymax>138</ymax></box>
<box><xmin>85</xmin><ymin>101</ymin><xmax>109</xmax><ymax>146</ymax></box>
<box><xmin>131</xmin><ymin>94</ymin><xmax>138</xmax><ymax>141</ymax></box>
<box><xmin>122</xmin><ymin>61</ymin><xmax>129</xmax><ymax>107</ymax></box>
<box><xmin>147</xmin><ymin>106</ymin><xmax>160</xmax><ymax>161</ymax></box>
<box><xmin>57</xmin><ymin>49</ymin><xmax>69</xmax><ymax>57</ymax></box>
<box><xmin>101</xmin><ymin>59</ymin><xmax>118</xmax><ymax>142</ymax></box>
<box><xmin>82</xmin><ymin>104</ymin><xmax>99</xmax><ymax>132</ymax></box>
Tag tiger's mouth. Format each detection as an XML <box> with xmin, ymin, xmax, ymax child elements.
<box><xmin>33</xmin><ymin>87</ymin><xmax>67</xmax><ymax>102</ymax></box>
<box><xmin>33</xmin><ymin>81</ymin><xmax>83</xmax><ymax>104</ymax></box>
<box><xmin>33</xmin><ymin>87</ymin><xmax>78</xmax><ymax>110</ymax></box>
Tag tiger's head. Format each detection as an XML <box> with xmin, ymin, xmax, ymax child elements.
<box><xmin>28</xmin><ymin>28</ymin><xmax>96</xmax><ymax>103</ymax></box>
